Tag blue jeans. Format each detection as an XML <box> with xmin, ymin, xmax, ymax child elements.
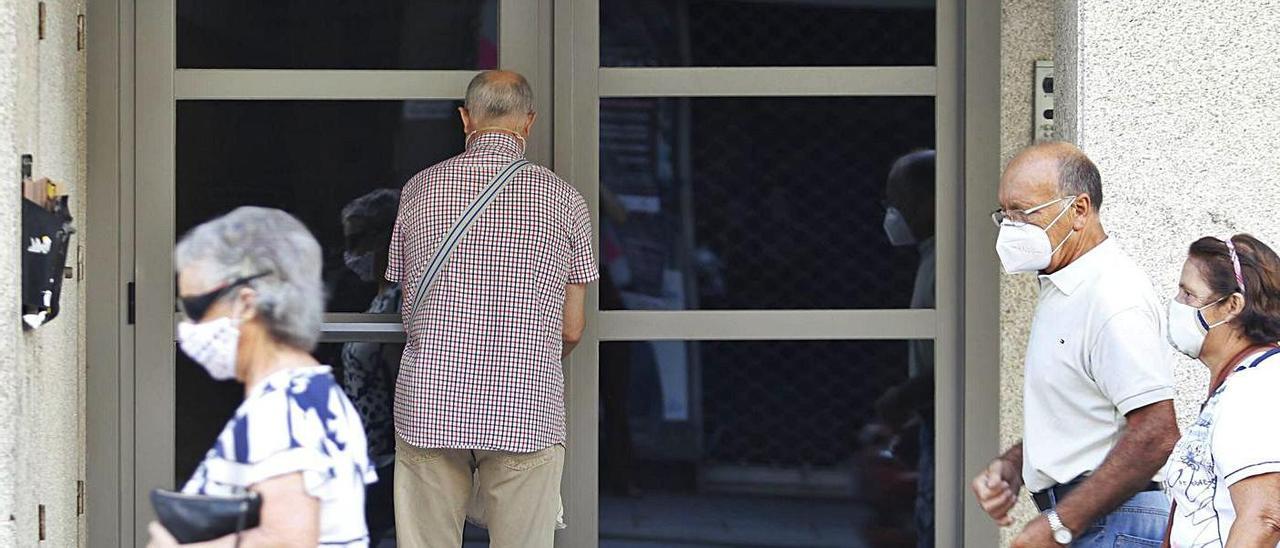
<box><xmin>1069</xmin><ymin>491</ymin><xmax>1170</xmax><ymax>547</ymax></box>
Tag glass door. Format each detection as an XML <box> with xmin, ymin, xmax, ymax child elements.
<box><xmin>560</xmin><ymin>0</ymin><xmax>963</xmax><ymax>546</ymax></box>
<box><xmin>131</xmin><ymin>0</ymin><xmax>969</xmax><ymax>546</ymax></box>
<box><xmin>132</xmin><ymin>1</ymin><xmax>549</xmax><ymax>545</ymax></box>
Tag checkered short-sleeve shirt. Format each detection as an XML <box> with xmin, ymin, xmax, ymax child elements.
<box><xmin>386</xmin><ymin>132</ymin><xmax>599</xmax><ymax>453</ymax></box>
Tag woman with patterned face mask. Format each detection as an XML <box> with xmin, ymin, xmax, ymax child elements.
<box><xmin>149</xmin><ymin>207</ymin><xmax>376</xmax><ymax>548</ymax></box>
<box><xmin>1162</xmin><ymin>234</ymin><xmax>1280</xmax><ymax>548</ymax></box>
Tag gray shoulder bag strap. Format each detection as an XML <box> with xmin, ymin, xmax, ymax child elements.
<box><xmin>409</xmin><ymin>158</ymin><xmax>531</xmax><ymax>319</ymax></box>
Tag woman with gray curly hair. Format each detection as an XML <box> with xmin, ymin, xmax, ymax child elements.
<box><xmin>148</xmin><ymin>207</ymin><xmax>375</xmax><ymax>548</ymax></box>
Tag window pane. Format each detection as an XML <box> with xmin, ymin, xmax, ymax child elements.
<box><xmin>599</xmin><ymin>97</ymin><xmax>936</xmax><ymax>310</ymax></box>
<box><xmin>177</xmin><ymin>100</ymin><xmax>462</xmax><ymax>313</ymax></box>
<box><xmin>178</xmin><ymin>0</ymin><xmax>499</xmax><ymax>69</ymax></box>
<box><xmin>601</xmin><ymin>0</ymin><xmax>936</xmax><ymax>67</ymax></box>
<box><xmin>174</xmin><ymin>348</ymin><xmax>241</xmax><ymax>485</ymax></box>
<box><xmin>600</xmin><ymin>339</ymin><xmax>935</xmax><ymax>547</ymax></box>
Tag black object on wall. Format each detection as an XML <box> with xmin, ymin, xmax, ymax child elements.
<box><xmin>20</xmin><ymin>156</ymin><xmax>75</xmax><ymax>329</ymax></box>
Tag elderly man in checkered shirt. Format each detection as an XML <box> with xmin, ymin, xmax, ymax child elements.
<box><xmin>385</xmin><ymin>70</ymin><xmax>598</xmax><ymax>548</ymax></box>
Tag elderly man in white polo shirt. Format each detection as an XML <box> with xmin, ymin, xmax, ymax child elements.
<box><xmin>972</xmin><ymin>142</ymin><xmax>1180</xmax><ymax>547</ymax></box>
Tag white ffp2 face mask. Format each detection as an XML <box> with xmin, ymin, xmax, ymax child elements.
<box><xmin>1167</xmin><ymin>297</ymin><xmax>1230</xmax><ymax>359</ymax></box>
<box><xmin>177</xmin><ymin>315</ymin><xmax>242</xmax><ymax>381</ymax></box>
<box><xmin>883</xmin><ymin>207</ymin><xmax>917</xmax><ymax>247</ymax></box>
<box><xmin>995</xmin><ymin>199</ymin><xmax>1075</xmax><ymax>273</ymax></box>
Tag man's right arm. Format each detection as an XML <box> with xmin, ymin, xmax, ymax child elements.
<box><xmin>972</xmin><ymin>442</ymin><xmax>1024</xmax><ymax>526</ymax></box>
<box><xmin>562</xmin><ymin>283</ymin><xmax>587</xmax><ymax>357</ymax></box>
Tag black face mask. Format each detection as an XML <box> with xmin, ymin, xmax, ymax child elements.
<box><xmin>177</xmin><ymin>271</ymin><xmax>271</xmax><ymax>322</ymax></box>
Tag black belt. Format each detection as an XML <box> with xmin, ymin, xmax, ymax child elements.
<box><xmin>1032</xmin><ymin>479</ymin><xmax>1162</xmax><ymax>512</ymax></box>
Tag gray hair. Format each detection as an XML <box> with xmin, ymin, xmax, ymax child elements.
<box><xmin>175</xmin><ymin>207</ymin><xmax>325</xmax><ymax>351</ymax></box>
<box><xmin>464</xmin><ymin>70</ymin><xmax>534</xmax><ymax>123</ymax></box>
<box><xmin>1056</xmin><ymin>145</ymin><xmax>1103</xmax><ymax>211</ymax></box>
<box><xmin>342</xmin><ymin>188</ymin><xmax>400</xmax><ymax>233</ymax></box>
<box><xmin>341</xmin><ymin>188</ymin><xmax>401</xmax><ymax>251</ymax></box>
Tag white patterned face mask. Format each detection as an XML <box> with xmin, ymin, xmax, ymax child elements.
<box><xmin>178</xmin><ymin>313</ymin><xmax>242</xmax><ymax>381</ymax></box>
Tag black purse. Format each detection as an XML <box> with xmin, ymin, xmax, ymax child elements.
<box><xmin>150</xmin><ymin>489</ymin><xmax>262</xmax><ymax>545</ymax></box>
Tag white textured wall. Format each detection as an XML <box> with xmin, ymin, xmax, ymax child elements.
<box><xmin>0</xmin><ymin>0</ymin><xmax>20</xmax><ymax>542</ymax></box>
<box><xmin>0</xmin><ymin>1</ymin><xmax>87</xmax><ymax>546</ymax></box>
<box><xmin>1057</xmin><ymin>0</ymin><xmax>1280</xmax><ymax>429</ymax></box>
<box><xmin>998</xmin><ymin>0</ymin><xmax>1280</xmax><ymax>546</ymax></box>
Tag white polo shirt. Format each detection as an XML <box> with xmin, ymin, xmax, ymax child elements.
<box><xmin>1022</xmin><ymin>238</ymin><xmax>1175</xmax><ymax>492</ymax></box>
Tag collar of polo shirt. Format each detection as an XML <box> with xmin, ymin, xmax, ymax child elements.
<box><xmin>1039</xmin><ymin>237</ymin><xmax>1116</xmax><ymax>296</ymax></box>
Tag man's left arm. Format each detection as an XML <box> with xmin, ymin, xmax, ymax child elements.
<box><xmin>562</xmin><ymin>283</ymin><xmax>587</xmax><ymax>357</ymax></box>
<box><xmin>563</xmin><ymin>191</ymin><xmax>598</xmax><ymax>358</ymax></box>
<box><xmin>1029</xmin><ymin>401</ymin><xmax>1177</xmax><ymax>540</ymax></box>
<box><xmin>1015</xmin><ymin>307</ymin><xmax>1179</xmax><ymax>547</ymax></box>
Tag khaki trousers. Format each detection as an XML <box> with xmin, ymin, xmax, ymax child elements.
<box><xmin>394</xmin><ymin>436</ymin><xmax>565</xmax><ymax>548</ymax></box>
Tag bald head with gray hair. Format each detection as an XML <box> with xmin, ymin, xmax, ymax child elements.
<box><xmin>463</xmin><ymin>70</ymin><xmax>535</xmax><ymax>126</ymax></box>
<box><xmin>175</xmin><ymin>206</ymin><xmax>325</xmax><ymax>351</ymax></box>
<box><xmin>1007</xmin><ymin>141</ymin><xmax>1103</xmax><ymax>211</ymax></box>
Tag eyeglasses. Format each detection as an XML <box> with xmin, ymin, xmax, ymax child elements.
<box><xmin>177</xmin><ymin>271</ymin><xmax>271</xmax><ymax>322</ymax></box>
<box><xmin>990</xmin><ymin>196</ymin><xmax>1075</xmax><ymax>227</ymax></box>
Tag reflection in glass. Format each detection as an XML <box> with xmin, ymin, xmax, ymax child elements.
<box><xmin>601</xmin><ymin>0</ymin><xmax>936</xmax><ymax>67</ymax></box>
<box><xmin>599</xmin><ymin>97</ymin><xmax>935</xmax><ymax>310</ymax></box>
<box><xmin>176</xmin><ymin>100</ymin><xmax>465</xmax><ymax>313</ymax></box>
<box><xmin>178</xmin><ymin>0</ymin><xmax>498</xmax><ymax>69</ymax></box>
<box><xmin>599</xmin><ymin>340</ymin><xmax>934</xmax><ymax>547</ymax></box>
<box><xmin>331</xmin><ymin>189</ymin><xmax>405</xmax><ymax>546</ymax></box>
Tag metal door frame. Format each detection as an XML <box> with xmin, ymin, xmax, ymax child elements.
<box><xmin>87</xmin><ymin>1</ymin><xmax>1002</xmax><ymax>546</ymax></box>
<box><xmin>554</xmin><ymin>0</ymin><xmax>1000</xmax><ymax>546</ymax></box>
<box><xmin>97</xmin><ymin>1</ymin><xmax>551</xmax><ymax>544</ymax></box>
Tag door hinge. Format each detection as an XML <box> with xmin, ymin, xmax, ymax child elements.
<box><xmin>37</xmin><ymin>504</ymin><xmax>45</xmax><ymax>541</ymax></box>
<box><xmin>37</xmin><ymin>3</ymin><xmax>46</xmax><ymax>40</ymax></box>
<box><xmin>76</xmin><ymin>480</ymin><xmax>84</xmax><ymax>516</ymax></box>
<box><xmin>127</xmin><ymin>282</ymin><xmax>136</xmax><ymax>325</ymax></box>
<box><xmin>76</xmin><ymin>13</ymin><xmax>85</xmax><ymax>51</ymax></box>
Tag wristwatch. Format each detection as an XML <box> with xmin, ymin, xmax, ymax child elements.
<box><xmin>1043</xmin><ymin>509</ymin><xmax>1074</xmax><ymax>545</ymax></box>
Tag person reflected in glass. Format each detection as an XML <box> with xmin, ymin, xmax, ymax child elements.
<box><xmin>874</xmin><ymin>149</ymin><xmax>936</xmax><ymax>548</ymax></box>
<box><xmin>598</xmin><ymin>185</ymin><xmax>637</xmax><ymax>497</ymax></box>
<box><xmin>338</xmin><ymin>188</ymin><xmax>404</xmax><ymax>546</ymax></box>
<box><xmin>149</xmin><ymin>207</ymin><xmax>375</xmax><ymax>547</ymax></box>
